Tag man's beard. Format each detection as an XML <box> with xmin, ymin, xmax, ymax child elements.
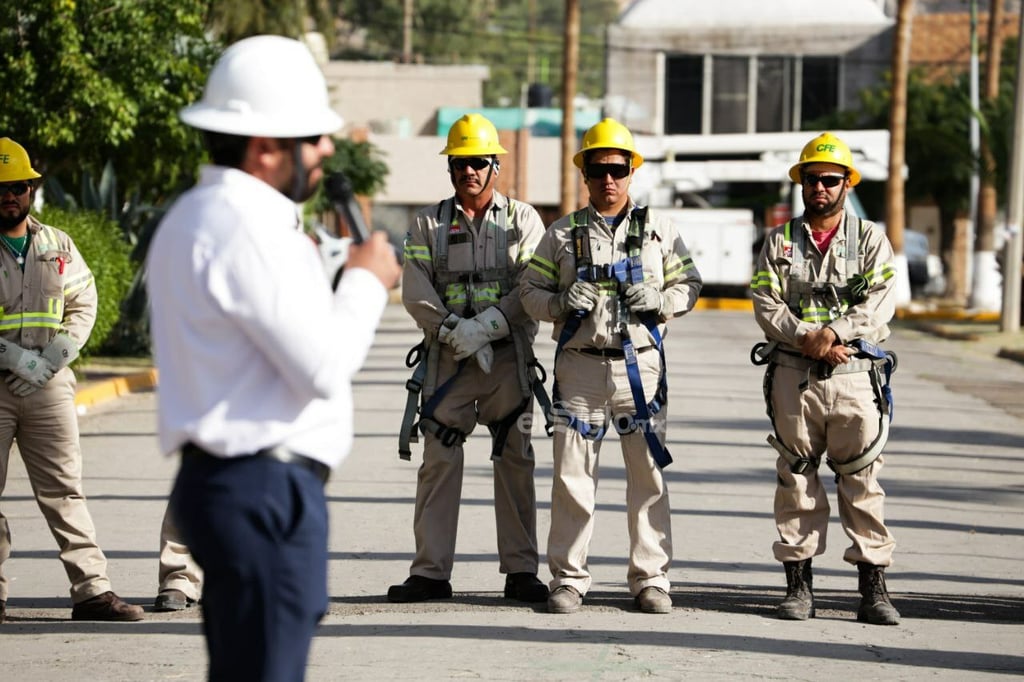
<box><xmin>0</xmin><ymin>206</ymin><xmax>29</xmax><ymax>232</ymax></box>
<box><xmin>803</xmin><ymin>188</ymin><xmax>845</xmax><ymax>219</ymax></box>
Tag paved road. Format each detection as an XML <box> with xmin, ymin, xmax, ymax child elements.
<box><xmin>1</xmin><ymin>305</ymin><xmax>1022</xmax><ymax>680</ymax></box>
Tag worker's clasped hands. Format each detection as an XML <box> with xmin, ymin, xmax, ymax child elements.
<box><xmin>800</xmin><ymin>327</ymin><xmax>853</xmax><ymax>366</ymax></box>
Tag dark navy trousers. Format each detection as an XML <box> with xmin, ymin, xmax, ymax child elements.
<box><xmin>171</xmin><ymin>451</ymin><xmax>328</xmax><ymax>682</ymax></box>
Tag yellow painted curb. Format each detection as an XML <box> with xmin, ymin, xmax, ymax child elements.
<box><xmin>895</xmin><ymin>308</ymin><xmax>1001</xmax><ymax>322</ymax></box>
<box><xmin>694</xmin><ymin>298</ymin><xmax>753</xmax><ymax>311</ymax></box>
<box><xmin>75</xmin><ymin>369</ymin><xmax>159</xmax><ymax>411</ymax></box>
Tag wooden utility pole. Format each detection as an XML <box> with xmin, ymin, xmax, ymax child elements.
<box><xmin>402</xmin><ymin>0</ymin><xmax>414</xmax><ymax>63</ymax></box>
<box><xmin>970</xmin><ymin>0</ymin><xmax>1006</xmax><ymax>310</ymax></box>
<box><xmin>886</xmin><ymin>0</ymin><xmax>913</xmax><ymax>305</ymax></box>
<box><xmin>560</xmin><ymin>0</ymin><xmax>580</xmax><ymax>216</ymax></box>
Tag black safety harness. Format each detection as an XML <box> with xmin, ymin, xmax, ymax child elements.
<box><xmin>398</xmin><ymin>198</ymin><xmax>553</xmax><ymax>461</ymax></box>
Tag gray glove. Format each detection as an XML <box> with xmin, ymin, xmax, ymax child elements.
<box><xmin>6</xmin><ymin>374</ymin><xmax>38</xmax><ymax>398</ymax></box>
<box><xmin>42</xmin><ymin>333</ymin><xmax>79</xmax><ymax>370</ymax></box>
<box><xmin>0</xmin><ymin>340</ymin><xmax>55</xmax><ymax>387</ymax></box>
<box><xmin>551</xmin><ymin>281</ymin><xmax>600</xmax><ymax>317</ymax></box>
<box><xmin>624</xmin><ymin>283</ymin><xmax>664</xmax><ymax>314</ymax></box>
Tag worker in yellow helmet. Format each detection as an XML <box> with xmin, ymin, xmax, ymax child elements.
<box><xmin>751</xmin><ymin>131</ymin><xmax>900</xmax><ymax>626</ymax></box>
<box><xmin>0</xmin><ymin>137</ymin><xmax>143</xmax><ymax>624</ymax></box>
<box><xmin>391</xmin><ymin>113</ymin><xmax>549</xmax><ymax>604</ymax></box>
<box><xmin>521</xmin><ymin>118</ymin><xmax>703</xmax><ymax>615</ymax></box>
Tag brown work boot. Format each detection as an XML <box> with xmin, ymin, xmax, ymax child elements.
<box><xmin>856</xmin><ymin>562</ymin><xmax>900</xmax><ymax>625</ymax></box>
<box><xmin>778</xmin><ymin>559</ymin><xmax>814</xmax><ymax>620</ymax></box>
<box><xmin>635</xmin><ymin>586</ymin><xmax>672</xmax><ymax>614</ymax></box>
<box><xmin>547</xmin><ymin>585</ymin><xmax>582</xmax><ymax>614</ymax></box>
<box><xmin>71</xmin><ymin>591</ymin><xmax>144</xmax><ymax>622</ymax></box>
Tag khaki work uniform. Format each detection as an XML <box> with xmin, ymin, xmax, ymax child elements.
<box><xmin>751</xmin><ymin>211</ymin><xmax>898</xmax><ymax>567</ymax></box>
<box><xmin>158</xmin><ymin>505</ymin><xmax>202</xmax><ymax>600</ymax></box>
<box><xmin>401</xmin><ymin>191</ymin><xmax>545</xmax><ymax>580</ymax></box>
<box><xmin>520</xmin><ymin>202</ymin><xmax>702</xmax><ymax>596</ymax></box>
<box><xmin>0</xmin><ymin>215</ymin><xmax>102</xmax><ymax>603</ymax></box>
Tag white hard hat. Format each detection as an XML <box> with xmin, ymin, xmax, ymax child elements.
<box><xmin>180</xmin><ymin>35</ymin><xmax>343</xmax><ymax>138</ymax></box>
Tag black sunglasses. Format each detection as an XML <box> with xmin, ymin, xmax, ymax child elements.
<box><xmin>801</xmin><ymin>173</ymin><xmax>847</xmax><ymax>189</ymax></box>
<box><xmin>450</xmin><ymin>157</ymin><xmax>493</xmax><ymax>172</ymax></box>
<box><xmin>297</xmin><ymin>134</ymin><xmax>324</xmax><ymax>145</ymax></box>
<box><xmin>0</xmin><ymin>182</ymin><xmax>31</xmax><ymax>197</ymax></box>
<box><xmin>585</xmin><ymin>163</ymin><xmax>631</xmax><ymax>180</ymax></box>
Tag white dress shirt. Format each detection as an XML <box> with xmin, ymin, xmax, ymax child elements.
<box><xmin>147</xmin><ymin>165</ymin><xmax>387</xmax><ymax>468</ymax></box>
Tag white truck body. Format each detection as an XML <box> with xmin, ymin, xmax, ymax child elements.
<box><xmin>657</xmin><ymin>207</ymin><xmax>757</xmax><ymax>292</ymax></box>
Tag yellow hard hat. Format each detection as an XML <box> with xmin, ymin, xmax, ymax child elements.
<box><xmin>0</xmin><ymin>138</ymin><xmax>42</xmax><ymax>183</ymax></box>
<box><xmin>788</xmin><ymin>132</ymin><xmax>861</xmax><ymax>186</ymax></box>
<box><xmin>440</xmin><ymin>113</ymin><xmax>508</xmax><ymax>156</ymax></box>
<box><xmin>573</xmin><ymin>117</ymin><xmax>643</xmax><ymax>169</ymax></box>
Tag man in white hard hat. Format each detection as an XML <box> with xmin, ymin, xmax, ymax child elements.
<box><xmin>147</xmin><ymin>35</ymin><xmax>400</xmax><ymax>679</ymax></box>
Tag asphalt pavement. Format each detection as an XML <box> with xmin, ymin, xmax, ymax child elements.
<box><xmin>1</xmin><ymin>303</ymin><xmax>1022</xmax><ymax>681</ymax></box>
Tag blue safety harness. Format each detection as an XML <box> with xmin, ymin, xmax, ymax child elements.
<box><xmin>551</xmin><ymin>207</ymin><xmax>672</xmax><ymax>468</ymax></box>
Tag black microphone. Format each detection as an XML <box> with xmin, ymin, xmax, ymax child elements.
<box><xmin>320</xmin><ymin>171</ymin><xmax>400</xmax><ymax>290</ymax></box>
<box><xmin>323</xmin><ymin>171</ymin><xmax>371</xmax><ymax>244</ymax></box>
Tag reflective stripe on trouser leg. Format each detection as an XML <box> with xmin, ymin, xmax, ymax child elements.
<box><xmin>4</xmin><ymin>369</ymin><xmax>112</xmax><ymax>601</ymax></box>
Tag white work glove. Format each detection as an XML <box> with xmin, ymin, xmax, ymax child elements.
<box><xmin>42</xmin><ymin>333</ymin><xmax>79</xmax><ymax>370</ymax></box>
<box><xmin>624</xmin><ymin>283</ymin><xmax>664</xmax><ymax>314</ymax></box>
<box><xmin>437</xmin><ymin>313</ymin><xmax>460</xmax><ymax>345</ymax></box>
<box><xmin>450</xmin><ymin>307</ymin><xmax>510</xmax><ymax>361</ymax></box>
<box><xmin>550</xmin><ymin>281</ymin><xmax>600</xmax><ymax>317</ymax></box>
<box><xmin>474</xmin><ymin>344</ymin><xmax>494</xmax><ymax>374</ymax></box>
<box><xmin>0</xmin><ymin>340</ymin><xmax>56</xmax><ymax>388</ymax></box>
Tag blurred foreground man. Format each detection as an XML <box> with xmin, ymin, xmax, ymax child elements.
<box><xmin>147</xmin><ymin>36</ymin><xmax>400</xmax><ymax>679</ymax></box>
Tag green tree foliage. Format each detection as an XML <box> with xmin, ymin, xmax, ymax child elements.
<box><xmin>337</xmin><ymin>0</ymin><xmax>620</xmax><ymax>106</ymax></box>
<box><xmin>205</xmin><ymin>0</ymin><xmax>338</xmax><ymax>45</ymax></box>
<box><xmin>35</xmin><ymin>206</ymin><xmax>135</xmax><ymax>359</ymax></box>
<box><xmin>0</xmin><ymin>1</ymin><xmax>218</xmax><ymax>205</ymax></box>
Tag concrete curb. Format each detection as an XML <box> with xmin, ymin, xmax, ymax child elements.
<box><xmin>74</xmin><ymin>369</ymin><xmax>158</xmax><ymax>412</ymax></box>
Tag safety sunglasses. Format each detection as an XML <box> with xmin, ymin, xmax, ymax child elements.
<box><xmin>585</xmin><ymin>163</ymin><xmax>631</xmax><ymax>180</ymax></box>
<box><xmin>0</xmin><ymin>182</ymin><xmax>31</xmax><ymax>197</ymax></box>
<box><xmin>801</xmin><ymin>172</ymin><xmax>847</xmax><ymax>189</ymax></box>
<box><xmin>449</xmin><ymin>157</ymin><xmax>493</xmax><ymax>172</ymax></box>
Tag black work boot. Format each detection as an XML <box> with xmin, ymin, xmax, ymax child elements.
<box><xmin>856</xmin><ymin>562</ymin><xmax>900</xmax><ymax>625</ymax></box>
<box><xmin>777</xmin><ymin>559</ymin><xmax>814</xmax><ymax>620</ymax></box>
